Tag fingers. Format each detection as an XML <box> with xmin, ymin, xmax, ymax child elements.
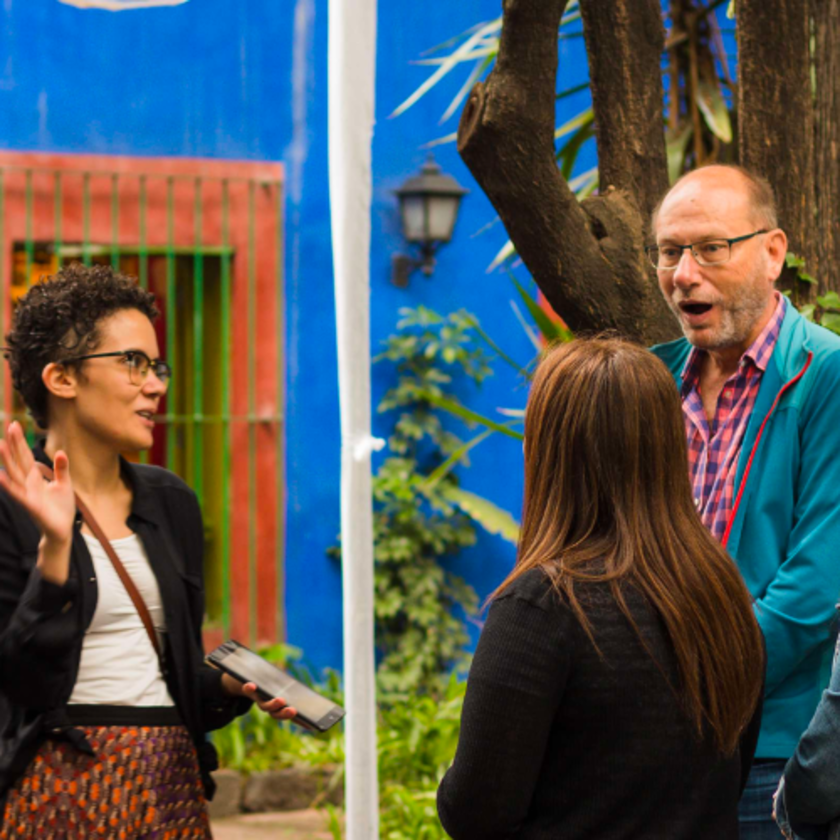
<box><xmin>240</xmin><ymin>682</ymin><xmax>260</xmax><ymax>702</ymax></box>
<box><xmin>9</xmin><ymin>422</ymin><xmax>34</xmax><ymax>476</ymax></box>
<box><xmin>240</xmin><ymin>683</ymin><xmax>298</xmax><ymax>721</ymax></box>
<box><xmin>53</xmin><ymin>451</ymin><xmax>71</xmax><ymax>486</ymax></box>
<box><xmin>268</xmin><ymin>704</ymin><xmax>298</xmax><ymax>721</ymax></box>
<box><xmin>0</xmin><ymin>467</ymin><xmax>14</xmax><ymax>499</ymax></box>
<box><xmin>0</xmin><ymin>443</ymin><xmax>29</xmax><ymax>506</ymax></box>
<box><xmin>260</xmin><ymin>699</ymin><xmax>296</xmax><ymax>719</ymax></box>
<box><xmin>0</xmin><ymin>427</ymin><xmax>27</xmax><ymax>488</ymax></box>
<box><xmin>1</xmin><ymin>422</ymin><xmax>37</xmax><ymax>491</ymax></box>
<box><xmin>0</xmin><ymin>459</ymin><xmax>23</xmax><ymax>498</ymax></box>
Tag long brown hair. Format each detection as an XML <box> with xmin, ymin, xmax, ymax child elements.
<box><xmin>493</xmin><ymin>338</ymin><xmax>763</xmax><ymax>756</ymax></box>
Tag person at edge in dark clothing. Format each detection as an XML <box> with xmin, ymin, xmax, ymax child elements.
<box><xmin>437</xmin><ymin>338</ymin><xmax>765</xmax><ymax>840</ymax></box>
<box><xmin>0</xmin><ymin>263</ymin><xmax>296</xmax><ymax>839</ymax></box>
<box><xmin>774</xmin><ymin>628</ymin><xmax>840</xmax><ymax>839</ymax></box>
<box><xmin>649</xmin><ymin>165</ymin><xmax>840</xmax><ymax>839</ymax></box>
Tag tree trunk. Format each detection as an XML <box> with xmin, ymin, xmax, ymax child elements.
<box><xmin>457</xmin><ymin>0</ymin><xmax>679</xmax><ymax>345</ymax></box>
<box><xmin>738</xmin><ymin>0</ymin><xmax>816</xmax><ymax>298</ymax></box>
<box><xmin>814</xmin><ymin>0</ymin><xmax>840</xmax><ymax>293</ymax></box>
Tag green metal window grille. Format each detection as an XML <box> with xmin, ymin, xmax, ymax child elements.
<box><xmin>0</xmin><ymin>160</ymin><xmax>285</xmax><ymax>647</ymax></box>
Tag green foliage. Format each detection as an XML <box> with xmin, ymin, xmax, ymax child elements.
<box><xmin>377</xmin><ymin>307</ymin><xmax>494</xmax><ymax>456</ymax></box>
<box><xmin>508</xmin><ymin>271</ymin><xmax>573</xmax><ymax>343</ymax></box>
<box><xmin>377</xmin><ymin>674</ymin><xmax>466</xmax><ymax>840</ymax></box>
<box><xmin>786</xmin><ymin>253</ymin><xmax>839</xmax><ymax>334</ymax></box>
<box><xmin>370</xmin><ymin>307</ymin><xmax>492</xmax><ymax>698</ymax></box>
<box><xmin>371</xmin><ymin>456</ymin><xmax>480</xmax><ymax>698</ymax></box>
<box><xmin>439</xmin><ymin>486</ymin><xmax>521</xmax><ymax>544</ymax></box>
<box><xmin>785</xmin><ymin>252</ymin><xmax>818</xmax><ymax>285</ymax></box>
<box><xmin>215</xmin><ymin>666</ymin><xmax>468</xmax><ymax>840</ymax></box>
<box><xmin>804</xmin><ymin>291</ymin><xmax>840</xmax><ymax>337</ymax></box>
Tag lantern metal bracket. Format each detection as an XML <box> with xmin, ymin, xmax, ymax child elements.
<box><xmin>391</xmin><ymin>243</ymin><xmax>438</xmax><ymax>287</ymax></box>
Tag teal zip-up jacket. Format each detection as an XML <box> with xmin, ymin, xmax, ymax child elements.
<box><xmin>652</xmin><ymin>303</ymin><xmax>840</xmax><ymax>758</ymax></box>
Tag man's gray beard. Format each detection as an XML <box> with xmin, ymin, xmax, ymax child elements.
<box><xmin>668</xmin><ymin>286</ymin><xmax>771</xmax><ymax>351</ymax></box>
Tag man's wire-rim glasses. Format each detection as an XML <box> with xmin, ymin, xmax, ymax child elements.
<box><xmin>645</xmin><ymin>229</ymin><xmax>769</xmax><ymax>271</ymax></box>
<box><xmin>60</xmin><ymin>350</ymin><xmax>172</xmax><ymax>386</ymax></box>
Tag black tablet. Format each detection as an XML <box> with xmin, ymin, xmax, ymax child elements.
<box><xmin>206</xmin><ymin>639</ymin><xmax>346</xmax><ymax>732</ymax></box>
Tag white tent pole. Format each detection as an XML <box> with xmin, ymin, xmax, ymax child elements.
<box><xmin>328</xmin><ymin>0</ymin><xmax>380</xmax><ymax>838</ymax></box>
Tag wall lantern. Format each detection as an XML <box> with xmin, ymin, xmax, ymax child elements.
<box><xmin>392</xmin><ymin>154</ymin><xmax>469</xmax><ymax>287</ymax></box>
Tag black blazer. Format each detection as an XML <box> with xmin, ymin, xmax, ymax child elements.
<box><xmin>0</xmin><ymin>445</ymin><xmax>249</xmax><ymax>801</ymax></box>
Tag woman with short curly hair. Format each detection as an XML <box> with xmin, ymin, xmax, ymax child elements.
<box><xmin>0</xmin><ymin>263</ymin><xmax>295</xmax><ymax>839</ymax></box>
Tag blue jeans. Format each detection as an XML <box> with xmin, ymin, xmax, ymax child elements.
<box><xmin>739</xmin><ymin>760</ymin><xmax>788</xmax><ymax>839</ymax></box>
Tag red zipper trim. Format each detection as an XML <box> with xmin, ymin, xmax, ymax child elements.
<box><xmin>722</xmin><ymin>351</ymin><xmax>813</xmax><ymax>549</ymax></box>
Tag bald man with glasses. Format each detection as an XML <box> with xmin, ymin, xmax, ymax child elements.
<box><xmin>649</xmin><ymin>165</ymin><xmax>840</xmax><ymax>839</ymax></box>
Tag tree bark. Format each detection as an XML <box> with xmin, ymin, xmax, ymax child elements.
<box><xmin>457</xmin><ymin>0</ymin><xmax>679</xmax><ymax>345</ymax></box>
<box><xmin>814</xmin><ymin>0</ymin><xmax>840</xmax><ymax>293</ymax></box>
<box><xmin>579</xmin><ymin>0</ymin><xmax>670</xmax><ymax>222</ymax></box>
<box><xmin>737</xmin><ymin>0</ymin><xmax>817</xmax><ymax>297</ymax></box>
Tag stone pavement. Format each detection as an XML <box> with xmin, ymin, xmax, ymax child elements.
<box><xmin>211</xmin><ymin>809</ymin><xmax>336</xmax><ymax>840</ymax></box>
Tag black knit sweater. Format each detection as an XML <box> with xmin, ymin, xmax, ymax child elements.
<box><xmin>437</xmin><ymin>568</ymin><xmax>762</xmax><ymax>840</ymax></box>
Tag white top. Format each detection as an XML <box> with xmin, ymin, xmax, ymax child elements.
<box><xmin>69</xmin><ymin>533</ymin><xmax>175</xmax><ymax>707</ymax></box>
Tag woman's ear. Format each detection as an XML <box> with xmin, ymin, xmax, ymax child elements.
<box><xmin>41</xmin><ymin>361</ymin><xmax>78</xmax><ymax>402</ymax></box>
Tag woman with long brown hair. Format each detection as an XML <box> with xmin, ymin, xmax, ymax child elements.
<box><xmin>437</xmin><ymin>338</ymin><xmax>764</xmax><ymax>840</ymax></box>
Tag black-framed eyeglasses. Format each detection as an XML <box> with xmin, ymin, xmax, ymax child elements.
<box><xmin>645</xmin><ymin>229</ymin><xmax>769</xmax><ymax>271</ymax></box>
<box><xmin>61</xmin><ymin>350</ymin><xmax>172</xmax><ymax>387</ymax></box>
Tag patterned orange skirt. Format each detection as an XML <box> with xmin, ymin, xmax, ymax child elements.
<box><xmin>0</xmin><ymin>724</ymin><xmax>212</xmax><ymax>840</ymax></box>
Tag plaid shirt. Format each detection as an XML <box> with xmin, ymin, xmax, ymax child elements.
<box><xmin>681</xmin><ymin>293</ymin><xmax>786</xmax><ymax>542</ymax></box>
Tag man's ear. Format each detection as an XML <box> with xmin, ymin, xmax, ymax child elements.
<box><xmin>41</xmin><ymin>361</ymin><xmax>78</xmax><ymax>402</ymax></box>
<box><xmin>766</xmin><ymin>228</ymin><xmax>788</xmax><ymax>282</ymax></box>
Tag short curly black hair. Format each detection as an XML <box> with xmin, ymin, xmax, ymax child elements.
<box><xmin>5</xmin><ymin>263</ymin><xmax>158</xmax><ymax>429</ymax></box>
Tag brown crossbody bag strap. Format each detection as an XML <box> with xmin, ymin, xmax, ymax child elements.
<box><xmin>35</xmin><ymin>462</ymin><xmax>163</xmax><ymax>664</ymax></box>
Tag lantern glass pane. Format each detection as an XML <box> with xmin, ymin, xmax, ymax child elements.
<box><xmin>401</xmin><ymin>196</ymin><xmax>427</xmax><ymax>242</ymax></box>
<box><xmin>427</xmin><ymin>195</ymin><xmax>460</xmax><ymax>242</ymax></box>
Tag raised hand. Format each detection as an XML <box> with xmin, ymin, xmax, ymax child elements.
<box><xmin>0</xmin><ymin>421</ymin><xmax>75</xmax><ymax>544</ymax></box>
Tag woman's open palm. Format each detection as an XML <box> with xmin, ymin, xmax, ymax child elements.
<box><xmin>0</xmin><ymin>422</ymin><xmax>75</xmax><ymax>544</ymax></box>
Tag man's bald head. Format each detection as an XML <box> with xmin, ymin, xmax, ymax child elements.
<box><xmin>651</xmin><ymin>165</ymin><xmax>778</xmax><ymax>235</ymax></box>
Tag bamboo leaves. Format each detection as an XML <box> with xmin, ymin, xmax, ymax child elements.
<box><xmin>695</xmin><ymin>79</ymin><xmax>733</xmax><ymax>144</ymax></box>
<box><xmin>390</xmin><ymin>18</ymin><xmax>503</xmax><ymax>119</ymax></box>
<box><xmin>439</xmin><ymin>486</ymin><xmax>520</xmax><ymax>543</ymax></box>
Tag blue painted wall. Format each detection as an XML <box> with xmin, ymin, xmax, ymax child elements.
<box><xmin>0</xmin><ymin>0</ymin><xmax>595</xmax><ymax>672</ymax></box>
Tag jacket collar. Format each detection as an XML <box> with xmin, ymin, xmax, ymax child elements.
<box><xmin>32</xmin><ymin>442</ymin><xmax>159</xmax><ymax>526</ymax></box>
<box><xmin>770</xmin><ymin>299</ymin><xmax>812</xmax><ymax>383</ymax></box>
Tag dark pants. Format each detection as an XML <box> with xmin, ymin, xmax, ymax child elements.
<box><xmin>739</xmin><ymin>760</ymin><xmax>788</xmax><ymax>839</ymax></box>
